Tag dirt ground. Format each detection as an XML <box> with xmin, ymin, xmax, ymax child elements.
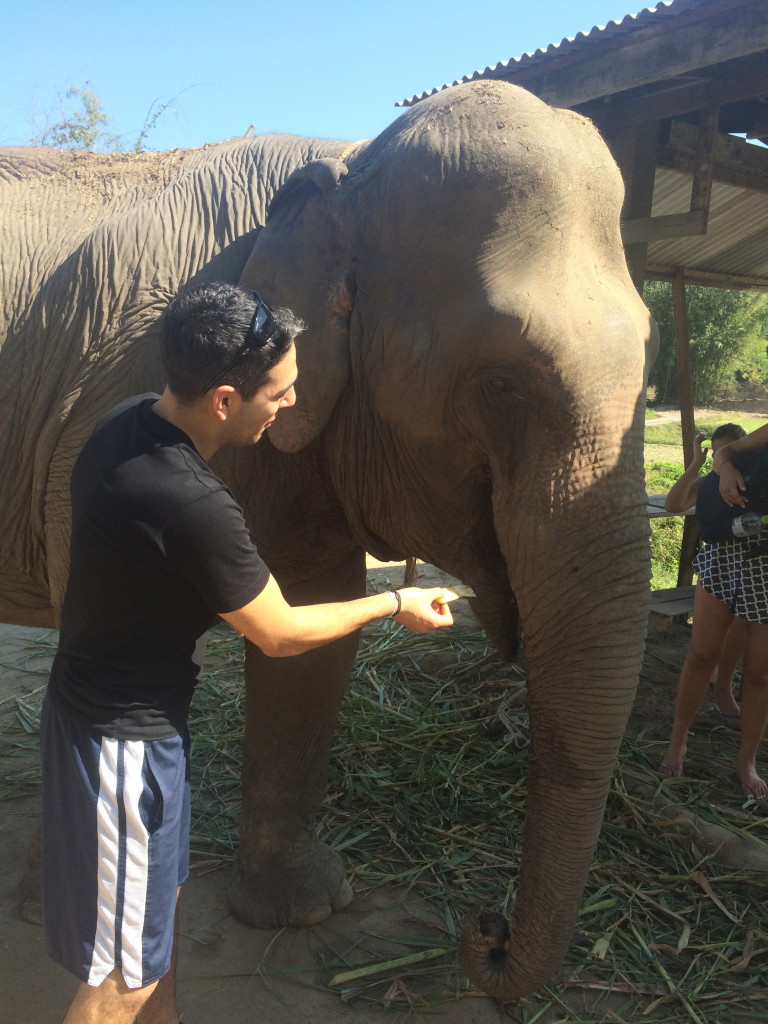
<box><xmin>0</xmin><ymin>561</ymin><xmax>759</xmax><ymax>1024</ymax></box>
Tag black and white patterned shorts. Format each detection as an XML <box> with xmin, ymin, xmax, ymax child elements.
<box><xmin>694</xmin><ymin>536</ymin><xmax>768</xmax><ymax>624</ymax></box>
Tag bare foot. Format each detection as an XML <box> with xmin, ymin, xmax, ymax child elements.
<box><xmin>739</xmin><ymin>767</ymin><xmax>768</xmax><ymax>800</ymax></box>
<box><xmin>713</xmin><ymin>695</ymin><xmax>741</xmax><ymax>720</ymax></box>
<box><xmin>660</xmin><ymin>759</ymin><xmax>684</xmax><ymax>778</ymax></box>
<box><xmin>660</xmin><ymin>741</ymin><xmax>686</xmax><ymax>778</ymax></box>
<box><xmin>714</xmin><ymin>707</ymin><xmax>742</xmax><ymax>730</ymax></box>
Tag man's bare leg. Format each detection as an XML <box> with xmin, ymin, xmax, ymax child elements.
<box><xmin>63</xmin><ymin>970</ymin><xmax>158</xmax><ymax>1024</ymax></box>
<box><xmin>136</xmin><ymin>901</ymin><xmax>180</xmax><ymax>1024</ymax></box>
<box><xmin>63</xmin><ymin>891</ymin><xmax>181</xmax><ymax>1024</ymax></box>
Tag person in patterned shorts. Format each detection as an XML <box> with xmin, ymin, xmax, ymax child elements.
<box><xmin>661</xmin><ymin>422</ymin><xmax>768</xmax><ymax>801</ymax></box>
<box><xmin>663</xmin><ymin>424</ymin><xmax>747</xmax><ymax>727</ymax></box>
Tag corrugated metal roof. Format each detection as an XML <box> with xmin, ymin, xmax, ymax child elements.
<box><xmin>397</xmin><ymin>0</ymin><xmax>711</xmax><ymax>107</ymax></box>
<box><xmin>648</xmin><ymin>168</ymin><xmax>768</xmax><ymax>282</ymax></box>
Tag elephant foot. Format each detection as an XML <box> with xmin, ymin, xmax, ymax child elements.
<box><xmin>228</xmin><ymin>838</ymin><xmax>353</xmax><ymax>928</ymax></box>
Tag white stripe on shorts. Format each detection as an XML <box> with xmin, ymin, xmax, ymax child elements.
<box><xmin>88</xmin><ymin>737</ymin><xmax>150</xmax><ymax>987</ymax></box>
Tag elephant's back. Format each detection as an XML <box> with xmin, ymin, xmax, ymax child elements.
<box><xmin>0</xmin><ymin>148</ymin><xmax>193</xmax><ymax>338</ymax></box>
<box><xmin>0</xmin><ymin>137</ymin><xmax>351</xmax><ymax>345</ymax></box>
<box><xmin>0</xmin><ymin>133</ymin><xmax>353</xmax><ymax>619</ymax></box>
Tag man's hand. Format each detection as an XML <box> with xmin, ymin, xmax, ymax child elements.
<box><xmin>691</xmin><ymin>433</ymin><xmax>709</xmax><ymax>470</ymax></box>
<box><xmin>393</xmin><ymin>588</ymin><xmax>454</xmax><ymax>633</ymax></box>
<box><xmin>719</xmin><ymin>462</ymin><xmax>748</xmax><ymax>507</ymax></box>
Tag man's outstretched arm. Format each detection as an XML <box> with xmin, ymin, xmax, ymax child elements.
<box><xmin>220</xmin><ymin>576</ymin><xmax>454</xmax><ymax>657</ymax></box>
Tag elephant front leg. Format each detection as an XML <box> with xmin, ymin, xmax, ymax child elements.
<box><xmin>229</xmin><ymin>551</ymin><xmax>366</xmax><ymax>928</ymax></box>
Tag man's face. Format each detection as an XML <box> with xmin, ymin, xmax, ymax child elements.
<box><xmin>229</xmin><ymin>343</ymin><xmax>298</xmax><ymax>447</ymax></box>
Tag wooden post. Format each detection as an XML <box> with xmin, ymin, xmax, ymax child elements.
<box><xmin>607</xmin><ymin>122</ymin><xmax>658</xmax><ymax>294</ymax></box>
<box><xmin>671</xmin><ymin>269</ymin><xmax>700</xmax><ymax>587</ymax></box>
<box><xmin>403</xmin><ymin>556</ymin><xmax>418</xmax><ymax>587</ymax></box>
<box><xmin>671</xmin><ymin>269</ymin><xmax>696</xmax><ymax>465</ymax></box>
<box><xmin>690</xmin><ymin>107</ymin><xmax>719</xmax><ymax>230</ymax></box>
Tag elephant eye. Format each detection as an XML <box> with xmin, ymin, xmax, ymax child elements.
<box><xmin>489</xmin><ymin>379</ymin><xmax>515</xmax><ymax>394</ymax></box>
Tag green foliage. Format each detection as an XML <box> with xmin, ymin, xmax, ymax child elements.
<box><xmin>644</xmin><ymin>282</ymin><xmax>768</xmax><ymax>405</ymax></box>
<box><xmin>28</xmin><ymin>82</ymin><xmax>184</xmax><ymax>153</ymax></box>
<box><xmin>645</xmin><ymin>461</ymin><xmax>686</xmax><ymax>589</ymax></box>
<box><xmin>734</xmin><ymin>328</ymin><xmax>768</xmax><ymax>386</ymax></box>
<box><xmin>649</xmin><ymin>518</ymin><xmax>685</xmax><ymax>589</ymax></box>
<box><xmin>133</xmin><ymin>97</ymin><xmax>176</xmax><ymax>154</ymax></box>
<box><xmin>644</xmin><ymin>421</ymin><xmax>689</xmax><ymax>447</ymax></box>
<box><xmin>645</xmin><ymin>415</ymin><xmax>768</xmax><ymax>450</ymax></box>
<box><xmin>32</xmin><ymin>84</ymin><xmax>120</xmax><ymax>152</ymax></box>
<box><xmin>645</xmin><ymin>459</ymin><xmax>684</xmax><ymax>493</ymax></box>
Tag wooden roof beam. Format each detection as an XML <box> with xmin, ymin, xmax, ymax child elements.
<box><xmin>503</xmin><ymin>0</ymin><xmax>768</xmax><ymax>110</ymax></box>
<box><xmin>622</xmin><ymin>210</ymin><xmax>707</xmax><ymax>245</ymax></box>
<box><xmin>622</xmin><ymin>108</ymin><xmax>717</xmax><ymax>244</ymax></box>
<box><xmin>658</xmin><ymin>119</ymin><xmax>768</xmax><ymax>194</ymax></box>
<box><xmin>584</xmin><ymin>51</ymin><xmax>768</xmax><ymax>136</ymax></box>
<box><xmin>645</xmin><ymin>265</ymin><xmax>768</xmax><ymax>292</ymax></box>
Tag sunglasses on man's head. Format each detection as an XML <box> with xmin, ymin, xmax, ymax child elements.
<box><xmin>200</xmin><ymin>291</ymin><xmax>280</xmax><ymax>396</ymax></box>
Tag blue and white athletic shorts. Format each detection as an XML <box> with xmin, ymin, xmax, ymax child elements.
<box><xmin>40</xmin><ymin>695</ymin><xmax>191</xmax><ymax>989</ymax></box>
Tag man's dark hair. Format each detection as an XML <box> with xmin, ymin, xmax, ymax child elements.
<box><xmin>160</xmin><ymin>281</ymin><xmax>304</xmax><ymax>402</ymax></box>
<box><xmin>711</xmin><ymin>423</ymin><xmax>747</xmax><ymax>443</ymax></box>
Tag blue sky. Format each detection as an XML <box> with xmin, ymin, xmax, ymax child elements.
<box><xmin>2</xmin><ymin>1</ymin><xmax>645</xmax><ymax>151</ymax></box>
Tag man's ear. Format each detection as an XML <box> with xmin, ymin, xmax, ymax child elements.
<box><xmin>211</xmin><ymin>385</ymin><xmax>238</xmax><ymax>420</ymax></box>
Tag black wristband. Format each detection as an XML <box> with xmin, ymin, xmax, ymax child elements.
<box><xmin>388</xmin><ymin>589</ymin><xmax>402</xmax><ymax>618</ymax></box>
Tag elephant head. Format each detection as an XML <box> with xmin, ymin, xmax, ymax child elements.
<box><xmin>238</xmin><ymin>79</ymin><xmax>656</xmax><ymax>998</ymax></box>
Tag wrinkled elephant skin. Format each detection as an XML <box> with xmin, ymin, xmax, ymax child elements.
<box><xmin>0</xmin><ymin>80</ymin><xmax>656</xmax><ymax>1000</ymax></box>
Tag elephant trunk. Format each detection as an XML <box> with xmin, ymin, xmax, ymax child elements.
<box><xmin>459</xmin><ymin>454</ymin><xmax>650</xmax><ymax>999</ymax></box>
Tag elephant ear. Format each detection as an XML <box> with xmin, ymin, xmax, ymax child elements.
<box><xmin>239</xmin><ymin>156</ymin><xmax>355</xmax><ymax>453</ymax></box>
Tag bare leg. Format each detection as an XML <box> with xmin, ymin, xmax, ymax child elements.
<box><xmin>661</xmin><ymin>585</ymin><xmax>733</xmax><ymax>777</ymax></box>
<box><xmin>713</xmin><ymin>615</ymin><xmax>747</xmax><ymax>720</ymax></box>
<box><xmin>136</xmin><ymin>895</ymin><xmax>180</xmax><ymax>1024</ymax></box>
<box><xmin>63</xmin><ymin>971</ymin><xmax>158</xmax><ymax>1024</ymax></box>
<box><xmin>736</xmin><ymin>622</ymin><xmax>768</xmax><ymax>799</ymax></box>
<box><xmin>63</xmin><ymin>891</ymin><xmax>180</xmax><ymax>1024</ymax></box>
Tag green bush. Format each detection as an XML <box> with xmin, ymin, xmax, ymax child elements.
<box><xmin>646</xmin><ymin>460</ymin><xmax>686</xmax><ymax>588</ymax></box>
<box><xmin>645</xmin><ymin>460</ymin><xmax>684</xmax><ymax>494</ymax></box>
<box><xmin>645</xmin><ymin>416</ymin><xmax>768</xmax><ymax>450</ymax></box>
<box><xmin>644</xmin><ymin>282</ymin><xmax>768</xmax><ymax>406</ymax></box>
<box><xmin>649</xmin><ymin>518</ymin><xmax>685</xmax><ymax>589</ymax></box>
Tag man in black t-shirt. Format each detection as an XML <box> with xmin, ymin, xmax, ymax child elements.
<box><xmin>42</xmin><ymin>282</ymin><xmax>453</xmax><ymax>1024</ymax></box>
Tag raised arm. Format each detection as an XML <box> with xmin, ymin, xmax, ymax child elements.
<box><xmin>220</xmin><ymin>575</ymin><xmax>454</xmax><ymax>657</ymax></box>
<box><xmin>664</xmin><ymin>433</ymin><xmax>708</xmax><ymax>512</ymax></box>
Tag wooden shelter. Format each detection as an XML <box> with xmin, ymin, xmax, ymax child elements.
<box><xmin>399</xmin><ymin>0</ymin><xmax>768</xmax><ymax>589</ymax></box>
